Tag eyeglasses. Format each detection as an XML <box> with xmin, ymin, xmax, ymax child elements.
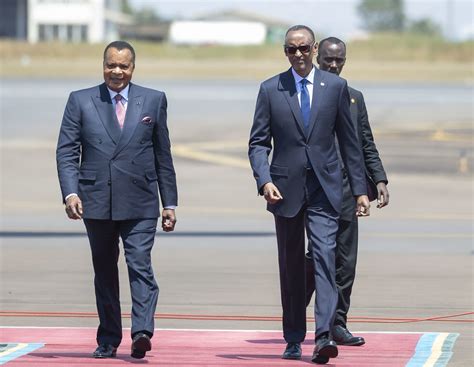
<box><xmin>284</xmin><ymin>44</ymin><xmax>314</xmax><ymax>55</ymax></box>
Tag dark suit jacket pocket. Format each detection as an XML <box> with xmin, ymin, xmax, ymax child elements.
<box><xmin>270</xmin><ymin>165</ymin><xmax>288</xmax><ymax>177</ymax></box>
<box><xmin>145</xmin><ymin>169</ymin><xmax>158</xmax><ymax>181</ymax></box>
<box><xmin>78</xmin><ymin>170</ymin><xmax>97</xmax><ymax>182</ymax></box>
<box><xmin>140</xmin><ymin>112</ymin><xmax>156</xmax><ymax>126</ymax></box>
<box><xmin>326</xmin><ymin>160</ymin><xmax>339</xmax><ymax>173</ymax></box>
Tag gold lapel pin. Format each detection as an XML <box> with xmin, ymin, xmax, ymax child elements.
<box><xmin>351</xmin><ymin>98</ymin><xmax>356</xmax><ymax>104</ymax></box>
<box><xmin>320</xmin><ymin>82</ymin><xmax>325</xmax><ymax>86</ymax></box>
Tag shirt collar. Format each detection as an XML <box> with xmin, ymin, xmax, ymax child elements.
<box><xmin>107</xmin><ymin>84</ymin><xmax>130</xmax><ymax>102</ymax></box>
<box><xmin>292</xmin><ymin>66</ymin><xmax>315</xmax><ymax>85</ymax></box>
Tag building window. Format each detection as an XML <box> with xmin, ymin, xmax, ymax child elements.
<box><xmin>52</xmin><ymin>24</ymin><xmax>59</xmax><ymax>39</ymax></box>
<box><xmin>38</xmin><ymin>0</ymin><xmax>88</xmax><ymax>3</ymax></box>
<box><xmin>80</xmin><ymin>25</ymin><xmax>88</xmax><ymax>41</ymax></box>
<box><xmin>37</xmin><ymin>23</ymin><xmax>88</xmax><ymax>42</ymax></box>
<box><xmin>67</xmin><ymin>25</ymin><xmax>73</xmax><ymax>41</ymax></box>
<box><xmin>38</xmin><ymin>24</ymin><xmax>46</xmax><ymax>40</ymax></box>
<box><xmin>38</xmin><ymin>24</ymin><xmax>54</xmax><ymax>41</ymax></box>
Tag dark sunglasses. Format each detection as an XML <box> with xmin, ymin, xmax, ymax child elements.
<box><xmin>284</xmin><ymin>44</ymin><xmax>314</xmax><ymax>55</ymax></box>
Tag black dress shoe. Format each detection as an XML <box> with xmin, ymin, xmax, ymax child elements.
<box><xmin>131</xmin><ymin>332</ymin><xmax>152</xmax><ymax>359</ymax></box>
<box><xmin>282</xmin><ymin>342</ymin><xmax>302</xmax><ymax>360</ymax></box>
<box><xmin>92</xmin><ymin>344</ymin><xmax>117</xmax><ymax>358</ymax></box>
<box><xmin>332</xmin><ymin>325</ymin><xmax>365</xmax><ymax>346</ymax></box>
<box><xmin>312</xmin><ymin>334</ymin><xmax>338</xmax><ymax>364</ymax></box>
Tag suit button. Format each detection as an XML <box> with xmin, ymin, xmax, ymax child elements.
<box><xmin>107</xmin><ymin>180</ymin><xmax>111</xmax><ymax>185</ymax></box>
<box><xmin>98</xmin><ymin>139</ymin><xmax>102</xmax><ymax>144</ymax></box>
<box><xmin>133</xmin><ymin>179</ymin><xmax>137</xmax><ymax>184</ymax></box>
<box><xmin>140</xmin><ymin>140</ymin><xmax>145</xmax><ymax>144</ymax></box>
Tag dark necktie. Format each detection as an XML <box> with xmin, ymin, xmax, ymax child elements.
<box><xmin>300</xmin><ymin>79</ymin><xmax>310</xmax><ymax>132</ymax></box>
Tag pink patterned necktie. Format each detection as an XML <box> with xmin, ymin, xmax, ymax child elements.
<box><xmin>114</xmin><ymin>94</ymin><xmax>126</xmax><ymax>129</ymax></box>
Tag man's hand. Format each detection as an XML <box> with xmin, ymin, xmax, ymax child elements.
<box><xmin>376</xmin><ymin>182</ymin><xmax>389</xmax><ymax>208</ymax></box>
<box><xmin>65</xmin><ymin>195</ymin><xmax>83</xmax><ymax>220</ymax></box>
<box><xmin>262</xmin><ymin>182</ymin><xmax>283</xmax><ymax>204</ymax></box>
<box><xmin>356</xmin><ymin>195</ymin><xmax>370</xmax><ymax>217</ymax></box>
<box><xmin>162</xmin><ymin>209</ymin><xmax>176</xmax><ymax>232</ymax></box>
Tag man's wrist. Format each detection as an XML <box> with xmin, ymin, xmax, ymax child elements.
<box><xmin>259</xmin><ymin>182</ymin><xmax>272</xmax><ymax>195</ymax></box>
<box><xmin>65</xmin><ymin>193</ymin><xmax>78</xmax><ymax>201</ymax></box>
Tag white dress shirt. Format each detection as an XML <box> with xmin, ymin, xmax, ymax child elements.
<box><xmin>108</xmin><ymin>84</ymin><xmax>129</xmax><ymax>111</ymax></box>
<box><xmin>291</xmin><ymin>66</ymin><xmax>315</xmax><ymax>108</ymax></box>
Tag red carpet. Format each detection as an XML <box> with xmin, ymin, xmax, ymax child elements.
<box><xmin>0</xmin><ymin>327</ymin><xmax>454</xmax><ymax>366</ymax></box>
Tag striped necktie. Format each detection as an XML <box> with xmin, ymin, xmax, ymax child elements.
<box><xmin>114</xmin><ymin>94</ymin><xmax>126</xmax><ymax>129</ymax></box>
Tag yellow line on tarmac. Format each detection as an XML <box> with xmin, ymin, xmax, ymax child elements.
<box><xmin>0</xmin><ymin>140</ymin><xmax>56</xmax><ymax>149</ymax></box>
<box><xmin>430</xmin><ymin>129</ymin><xmax>472</xmax><ymax>142</ymax></box>
<box><xmin>370</xmin><ymin>213</ymin><xmax>472</xmax><ymax>221</ymax></box>
<box><xmin>371</xmin><ymin>128</ymin><xmax>473</xmax><ymax>143</ymax></box>
<box><xmin>181</xmin><ymin>207</ymin><xmax>260</xmax><ymax>215</ymax></box>
<box><xmin>363</xmin><ymin>232</ymin><xmax>472</xmax><ymax>239</ymax></box>
<box><xmin>183</xmin><ymin>140</ymin><xmax>247</xmax><ymax>150</ymax></box>
<box><xmin>172</xmin><ymin>144</ymin><xmax>249</xmax><ymax>169</ymax></box>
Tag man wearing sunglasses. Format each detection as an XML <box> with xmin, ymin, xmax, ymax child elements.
<box><xmin>249</xmin><ymin>25</ymin><xmax>370</xmax><ymax>364</ymax></box>
<box><xmin>304</xmin><ymin>37</ymin><xmax>389</xmax><ymax>347</ymax></box>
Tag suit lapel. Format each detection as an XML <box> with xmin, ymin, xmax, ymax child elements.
<box><xmin>92</xmin><ymin>83</ymin><xmax>121</xmax><ymax>144</ymax></box>
<box><xmin>279</xmin><ymin>69</ymin><xmax>306</xmax><ymax>137</ymax></box>
<box><xmin>113</xmin><ymin>83</ymin><xmax>144</xmax><ymax>157</ymax></box>
<box><xmin>307</xmin><ymin>68</ymin><xmax>326</xmax><ymax>139</ymax></box>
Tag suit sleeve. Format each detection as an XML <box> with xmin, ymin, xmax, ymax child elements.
<box><xmin>248</xmin><ymin>83</ymin><xmax>273</xmax><ymax>194</ymax></box>
<box><xmin>335</xmin><ymin>81</ymin><xmax>367</xmax><ymax>196</ymax></box>
<box><xmin>153</xmin><ymin>92</ymin><xmax>178</xmax><ymax>207</ymax></box>
<box><xmin>56</xmin><ymin>92</ymin><xmax>82</xmax><ymax>202</ymax></box>
<box><xmin>358</xmin><ymin>93</ymin><xmax>388</xmax><ymax>184</ymax></box>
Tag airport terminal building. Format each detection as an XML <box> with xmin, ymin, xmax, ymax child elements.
<box><xmin>0</xmin><ymin>0</ymin><xmax>130</xmax><ymax>43</ymax></box>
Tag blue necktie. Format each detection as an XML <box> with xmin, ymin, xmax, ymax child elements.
<box><xmin>300</xmin><ymin>79</ymin><xmax>311</xmax><ymax>132</ymax></box>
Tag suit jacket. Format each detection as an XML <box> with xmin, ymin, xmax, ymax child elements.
<box><xmin>248</xmin><ymin>67</ymin><xmax>367</xmax><ymax>218</ymax></box>
<box><xmin>56</xmin><ymin>82</ymin><xmax>178</xmax><ymax>220</ymax></box>
<box><xmin>339</xmin><ymin>87</ymin><xmax>388</xmax><ymax>221</ymax></box>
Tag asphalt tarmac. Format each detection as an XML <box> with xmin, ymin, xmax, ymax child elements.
<box><xmin>0</xmin><ymin>78</ymin><xmax>473</xmax><ymax>366</ymax></box>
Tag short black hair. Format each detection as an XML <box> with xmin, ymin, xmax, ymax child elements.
<box><xmin>285</xmin><ymin>25</ymin><xmax>315</xmax><ymax>44</ymax></box>
<box><xmin>103</xmin><ymin>41</ymin><xmax>136</xmax><ymax>65</ymax></box>
<box><xmin>318</xmin><ymin>37</ymin><xmax>346</xmax><ymax>52</ymax></box>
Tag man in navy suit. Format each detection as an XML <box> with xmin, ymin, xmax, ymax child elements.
<box><xmin>305</xmin><ymin>36</ymin><xmax>389</xmax><ymax>347</ymax></box>
<box><xmin>248</xmin><ymin>25</ymin><xmax>370</xmax><ymax>364</ymax></box>
<box><xmin>56</xmin><ymin>41</ymin><xmax>178</xmax><ymax>359</ymax></box>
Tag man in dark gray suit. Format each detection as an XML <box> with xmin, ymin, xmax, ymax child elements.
<box><xmin>305</xmin><ymin>36</ymin><xmax>389</xmax><ymax>347</ymax></box>
<box><xmin>248</xmin><ymin>25</ymin><xmax>370</xmax><ymax>364</ymax></box>
<box><xmin>56</xmin><ymin>41</ymin><xmax>178</xmax><ymax>359</ymax></box>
